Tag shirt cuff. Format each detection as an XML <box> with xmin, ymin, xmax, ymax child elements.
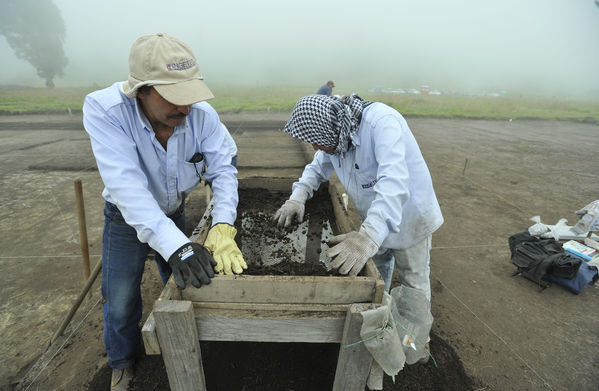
<box><xmin>211</xmin><ymin>208</ymin><xmax>236</xmax><ymax>227</ymax></box>
<box><xmin>290</xmin><ymin>188</ymin><xmax>310</xmax><ymax>203</ymax></box>
<box><xmin>360</xmin><ymin>219</ymin><xmax>389</xmax><ymax>248</ymax></box>
<box><xmin>147</xmin><ymin>217</ymin><xmax>191</xmax><ymax>261</ymax></box>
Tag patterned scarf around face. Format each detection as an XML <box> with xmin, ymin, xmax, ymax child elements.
<box><xmin>282</xmin><ymin>93</ymin><xmax>374</xmax><ymax>155</ymax></box>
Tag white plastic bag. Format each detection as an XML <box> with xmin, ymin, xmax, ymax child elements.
<box><xmin>546</xmin><ymin>218</ymin><xmax>568</xmax><ymax>241</ymax></box>
<box><xmin>528</xmin><ymin>216</ymin><xmax>549</xmax><ymax>236</ymax></box>
<box><xmin>529</xmin><ymin>216</ymin><xmax>569</xmax><ymax>241</ymax></box>
<box><xmin>574</xmin><ymin>200</ymin><xmax>599</xmax><ymax>234</ymax></box>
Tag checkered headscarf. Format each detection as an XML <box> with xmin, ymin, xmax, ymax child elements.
<box><xmin>282</xmin><ymin>94</ymin><xmax>373</xmax><ymax>154</ymax></box>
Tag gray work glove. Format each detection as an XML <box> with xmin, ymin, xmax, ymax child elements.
<box><xmin>273</xmin><ymin>199</ymin><xmax>305</xmax><ymax>228</ymax></box>
<box><xmin>326</xmin><ymin>231</ymin><xmax>379</xmax><ymax>276</ymax></box>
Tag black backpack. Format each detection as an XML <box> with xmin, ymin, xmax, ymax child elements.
<box><xmin>508</xmin><ymin>231</ymin><xmax>582</xmax><ymax>288</ymax></box>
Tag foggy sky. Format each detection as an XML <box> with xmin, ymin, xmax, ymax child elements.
<box><xmin>1</xmin><ymin>0</ymin><xmax>598</xmax><ymax>98</ymax></box>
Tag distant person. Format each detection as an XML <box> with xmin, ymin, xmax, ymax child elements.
<box><xmin>316</xmin><ymin>80</ymin><xmax>335</xmax><ymax>96</ymax></box>
<box><xmin>83</xmin><ymin>33</ymin><xmax>247</xmax><ymax>391</ymax></box>
<box><xmin>273</xmin><ymin>93</ymin><xmax>443</xmax><ymax>363</ymax></box>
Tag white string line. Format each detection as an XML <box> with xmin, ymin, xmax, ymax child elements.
<box><xmin>432</xmin><ymin>275</ymin><xmax>554</xmax><ymax>391</ymax></box>
<box><xmin>0</xmin><ymin>254</ymin><xmax>102</xmax><ymax>259</ymax></box>
<box><xmin>432</xmin><ymin>244</ymin><xmax>508</xmax><ymax>250</ymax></box>
<box><xmin>23</xmin><ymin>293</ymin><xmax>103</xmax><ymax>391</ymax></box>
<box><xmin>0</xmin><ymin>246</ymin><xmax>506</xmax><ymax>258</ymax></box>
<box><xmin>0</xmin><ymin>153</ymin><xmax>92</xmax><ymax>157</ymax></box>
<box><xmin>43</xmin><ymin>184</ymin><xmax>80</xmax><ymax>243</ymax></box>
<box><xmin>0</xmin><ymin>245</ymin><xmax>505</xmax><ymax>258</ymax></box>
<box><xmin>8</xmin><ymin>162</ymin><xmax>100</xmax><ymax>252</ymax></box>
<box><xmin>12</xmin><ymin>160</ymin><xmax>98</xmax><ymax>207</ymax></box>
<box><xmin>230</xmin><ymin>121</ymin><xmax>243</xmax><ymax>136</ymax></box>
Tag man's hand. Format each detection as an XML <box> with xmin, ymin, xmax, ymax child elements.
<box><xmin>325</xmin><ymin>231</ymin><xmax>379</xmax><ymax>276</ymax></box>
<box><xmin>168</xmin><ymin>242</ymin><xmax>217</xmax><ymax>289</ymax></box>
<box><xmin>204</xmin><ymin>223</ymin><xmax>247</xmax><ymax>275</ymax></box>
<box><xmin>273</xmin><ymin>199</ymin><xmax>305</xmax><ymax>228</ymax></box>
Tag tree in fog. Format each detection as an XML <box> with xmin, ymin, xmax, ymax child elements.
<box><xmin>0</xmin><ymin>0</ymin><xmax>68</xmax><ymax>88</ymax></box>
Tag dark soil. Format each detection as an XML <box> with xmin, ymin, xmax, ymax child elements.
<box><xmin>88</xmin><ymin>331</ymin><xmax>475</xmax><ymax>391</ymax></box>
<box><xmin>236</xmin><ymin>187</ymin><xmax>340</xmax><ymax>276</ymax></box>
<box><xmin>245</xmin><ymin>260</ymin><xmax>335</xmax><ymax>276</ymax></box>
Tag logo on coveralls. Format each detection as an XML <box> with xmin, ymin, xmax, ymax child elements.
<box><xmin>166</xmin><ymin>59</ymin><xmax>196</xmax><ymax>71</ymax></box>
<box><xmin>361</xmin><ymin>178</ymin><xmax>378</xmax><ymax>189</ymax></box>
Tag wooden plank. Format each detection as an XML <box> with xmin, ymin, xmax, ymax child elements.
<box><xmin>196</xmin><ymin>314</ymin><xmax>344</xmax><ymax>343</ymax></box>
<box><xmin>333</xmin><ymin>303</ymin><xmax>374</xmax><ymax>391</ymax></box>
<box><xmin>190</xmin><ymin>200</ymin><xmax>213</xmax><ymax>244</ymax></box>
<box><xmin>192</xmin><ymin>302</ymin><xmax>348</xmax><ymax>343</ymax></box>
<box><xmin>141</xmin><ymin>313</ymin><xmax>160</xmax><ymax>355</ymax></box>
<box><xmin>141</xmin><ymin>225</ymin><xmax>187</xmax><ymax>356</ymax></box>
<box><xmin>373</xmin><ymin>279</ymin><xmax>386</xmax><ymax>304</ymax></box>
<box><xmin>367</xmin><ymin>362</ymin><xmax>384</xmax><ymax>390</ymax></box>
<box><xmin>328</xmin><ymin>177</ymin><xmax>381</xmax><ymax>282</ymax></box>
<box><xmin>329</xmin><ymin>177</ymin><xmax>360</xmax><ymax>234</ymax></box>
<box><xmin>180</xmin><ymin>274</ymin><xmax>376</xmax><ymax>304</ymax></box>
<box><xmin>194</xmin><ymin>302</ymin><xmax>350</xmax><ymax>312</ymax></box>
<box><xmin>364</xmin><ymin>261</ymin><xmax>379</xmax><ymax>280</ymax></box>
<box><xmin>158</xmin><ymin>277</ymin><xmax>182</xmax><ymax>301</ymax></box>
<box><xmin>154</xmin><ymin>300</ymin><xmax>206</xmax><ymax>391</ymax></box>
<box><xmin>299</xmin><ymin>142</ymin><xmax>316</xmax><ymax>165</ymax></box>
<box><xmin>305</xmin><ymin>203</ymin><xmax>324</xmax><ymax>265</ymax></box>
<box><xmin>238</xmin><ymin>176</ymin><xmax>296</xmax><ymax>192</ymax></box>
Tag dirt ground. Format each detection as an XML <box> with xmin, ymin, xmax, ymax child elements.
<box><xmin>1</xmin><ymin>111</ymin><xmax>598</xmax><ymax>391</ymax></box>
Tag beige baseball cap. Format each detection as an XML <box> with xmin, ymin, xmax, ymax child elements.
<box><xmin>121</xmin><ymin>33</ymin><xmax>214</xmax><ymax>105</ymax></box>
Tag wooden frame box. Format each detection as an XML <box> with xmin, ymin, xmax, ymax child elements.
<box><xmin>142</xmin><ymin>176</ymin><xmax>385</xmax><ymax>390</ymax></box>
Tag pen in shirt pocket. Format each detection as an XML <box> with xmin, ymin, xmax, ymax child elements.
<box><xmin>188</xmin><ymin>152</ymin><xmax>204</xmax><ymax>177</ymax></box>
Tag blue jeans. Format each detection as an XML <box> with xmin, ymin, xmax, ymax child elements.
<box><xmin>101</xmin><ymin>201</ymin><xmax>185</xmax><ymax>369</ymax></box>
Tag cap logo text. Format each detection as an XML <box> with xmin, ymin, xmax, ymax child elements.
<box><xmin>166</xmin><ymin>59</ymin><xmax>196</xmax><ymax>71</ymax></box>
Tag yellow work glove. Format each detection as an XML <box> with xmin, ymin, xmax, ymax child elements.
<box><xmin>204</xmin><ymin>223</ymin><xmax>247</xmax><ymax>275</ymax></box>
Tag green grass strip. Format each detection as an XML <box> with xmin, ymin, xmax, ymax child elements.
<box><xmin>1</xmin><ymin>85</ymin><xmax>597</xmax><ymax>124</ymax></box>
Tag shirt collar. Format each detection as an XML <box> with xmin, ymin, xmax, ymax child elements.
<box><xmin>134</xmin><ymin>98</ymin><xmax>153</xmax><ymax>133</ymax></box>
<box><xmin>350</xmin><ymin>130</ymin><xmax>361</xmax><ymax>147</ymax></box>
<box><xmin>134</xmin><ymin>98</ymin><xmax>189</xmax><ymax>134</ymax></box>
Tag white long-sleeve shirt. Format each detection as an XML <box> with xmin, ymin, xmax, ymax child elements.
<box><xmin>290</xmin><ymin>102</ymin><xmax>443</xmax><ymax>250</ymax></box>
<box><xmin>221</xmin><ymin>123</ymin><xmax>238</xmax><ymax>158</ymax></box>
<box><xmin>83</xmin><ymin>82</ymin><xmax>238</xmax><ymax>260</ymax></box>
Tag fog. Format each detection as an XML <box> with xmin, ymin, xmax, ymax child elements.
<box><xmin>1</xmin><ymin>0</ymin><xmax>598</xmax><ymax>98</ymax></box>
<box><xmin>0</xmin><ymin>0</ymin><xmax>67</xmax><ymax>88</ymax></box>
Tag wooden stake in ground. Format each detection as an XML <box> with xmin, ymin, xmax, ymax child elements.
<box><xmin>48</xmin><ymin>180</ymin><xmax>100</xmax><ymax>344</ymax></box>
<box><xmin>74</xmin><ymin>179</ymin><xmax>91</xmax><ymax>282</ymax></box>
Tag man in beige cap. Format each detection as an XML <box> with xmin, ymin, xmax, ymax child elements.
<box><xmin>83</xmin><ymin>33</ymin><xmax>246</xmax><ymax>390</ymax></box>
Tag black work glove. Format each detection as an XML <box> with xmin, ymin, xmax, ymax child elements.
<box><xmin>168</xmin><ymin>242</ymin><xmax>217</xmax><ymax>289</ymax></box>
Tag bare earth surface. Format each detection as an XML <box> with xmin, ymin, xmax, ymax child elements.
<box><xmin>1</xmin><ymin>111</ymin><xmax>598</xmax><ymax>390</ymax></box>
